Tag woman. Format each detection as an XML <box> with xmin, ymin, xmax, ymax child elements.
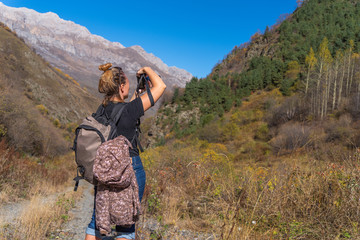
<box><xmin>85</xmin><ymin>63</ymin><xmax>166</xmax><ymax>240</ymax></box>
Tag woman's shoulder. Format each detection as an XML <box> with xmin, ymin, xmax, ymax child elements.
<box><xmin>127</xmin><ymin>98</ymin><xmax>143</xmax><ymax>108</ymax></box>
<box><xmin>125</xmin><ymin>98</ymin><xmax>144</xmax><ymax>118</ymax></box>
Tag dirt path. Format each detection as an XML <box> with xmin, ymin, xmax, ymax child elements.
<box><xmin>0</xmin><ymin>185</ymin><xmax>78</xmax><ymax>239</ymax></box>
<box><xmin>0</xmin><ymin>190</ymin><xmax>63</xmax><ymax>227</ymax></box>
<box><xmin>55</xmin><ymin>182</ymin><xmax>217</xmax><ymax>240</ymax></box>
<box><xmin>0</xmin><ymin>182</ymin><xmax>217</xmax><ymax>240</ymax></box>
<box><xmin>56</xmin><ymin>181</ymin><xmax>94</xmax><ymax>240</ymax></box>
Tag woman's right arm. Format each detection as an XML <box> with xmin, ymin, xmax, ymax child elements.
<box><xmin>137</xmin><ymin>67</ymin><xmax>166</xmax><ymax>112</ymax></box>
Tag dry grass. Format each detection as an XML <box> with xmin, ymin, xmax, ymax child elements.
<box><xmin>142</xmin><ymin>140</ymin><xmax>360</xmax><ymax>239</ymax></box>
<box><xmin>0</xmin><ymin>139</ymin><xmax>75</xmax><ymax>203</ymax></box>
<box><xmin>141</xmin><ymin>91</ymin><xmax>360</xmax><ymax>239</ymax></box>
<box><xmin>13</xmin><ymin>190</ymin><xmax>80</xmax><ymax>239</ymax></box>
<box><xmin>0</xmin><ymin>140</ymin><xmax>78</xmax><ymax>236</ymax></box>
<box><xmin>0</xmin><ymin>139</ymin><xmax>82</xmax><ymax>239</ymax></box>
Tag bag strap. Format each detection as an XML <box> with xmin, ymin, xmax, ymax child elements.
<box><xmin>108</xmin><ymin>103</ymin><xmax>126</xmax><ymax>140</ymax></box>
<box><xmin>110</xmin><ymin>102</ymin><xmax>127</xmax><ymax>125</ymax></box>
<box><xmin>131</xmin><ymin>127</ymin><xmax>144</xmax><ymax>152</ymax></box>
<box><xmin>93</xmin><ymin>104</ymin><xmax>105</xmax><ymax>118</ymax></box>
<box><xmin>73</xmin><ymin>168</ymin><xmax>83</xmax><ymax>191</ymax></box>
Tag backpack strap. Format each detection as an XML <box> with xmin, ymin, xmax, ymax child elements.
<box><xmin>131</xmin><ymin>127</ymin><xmax>144</xmax><ymax>152</ymax></box>
<box><xmin>110</xmin><ymin>102</ymin><xmax>127</xmax><ymax>125</ymax></box>
<box><xmin>93</xmin><ymin>104</ymin><xmax>105</xmax><ymax>118</ymax></box>
<box><xmin>108</xmin><ymin>103</ymin><xmax>127</xmax><ymax>140</ymax></box>
<box><xmin>73</xmin><ymin>169</ymin><xmax>83</xmax><ymax>191</ymax></box>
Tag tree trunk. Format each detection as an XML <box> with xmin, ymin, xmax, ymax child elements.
<box><xmin>338</xmin><ymin>59</ymin><xmax>346</xmax><ymax>107</ymax></box>
<box><xmin>317</xmin><ymin>62</ymin><xmax>324</xmax><ymax>117</ymax></box>
<box><xmin>332</xmin><ymin>65</ymin><xmax>338</xmax><ymax>111</ymax></box>
<box><xmin>345</xmin><ymin>52</ymin><xmax>352</xmax><ymax>97</ymax></box>
<box><xmin>349</xmin><ymin>59</ymin><xmax>355</xmax><ymax>96</ymax></box>
<box><xmin>305</xmin><ymin>68</ymin><xmax>311</xmax><ymax>95</ymax></box>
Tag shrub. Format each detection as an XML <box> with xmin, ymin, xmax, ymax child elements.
<box><xmin>325</xmin><ymin>114</ymin><xmax>353</xmax><ymax>144</ymax></box>
<box><xmin>266</xmin><ymin>95</ymin><xmax>308</xmax><ymax>127</ymax></box>
<box><xmin>53</xmin><ymin>118</ymin><xmax>61</xmax><ymax>128</ymax></box>
<box><xmin>36</xmin><ymin>104</ymin><xmax>48</xmax><ymax>115</ymax></box>
<box><xmin>270</xmin><ymin>122</ymin><xmax>311</xmax><ymax>154</ymax></box>
<box><xmin>0</xmin><ymin>124</ymin><xmax>6</xmax><ymax>137</ymax></box>
<box><xmin>200</xmin><ymin>113</ymin><xmax>214</xmax><ymax>127</ymax></box>
<box><xmin>254</xmin><ymin>123</ymin><xmax>270</xmax><ymax>141</ymax></box>
<box><xmin>198</xmin><ymin>121</ymin><xmax>223</xmax><ymax>143</ymax></box>
<box><xmin>0</xmin><ymin>140</ymin><xmax>73</xmax><ymax>202</ymax></box>
<box><xmin>347</xmin><ymin>94</ymin><xmax>360</xmax><ymax>119</ymax></box>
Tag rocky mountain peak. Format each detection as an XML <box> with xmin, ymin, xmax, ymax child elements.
<box><xmin>0</xmin><ymin>2</ymin><xmax>192</xmax><ymax>93</ymax></box>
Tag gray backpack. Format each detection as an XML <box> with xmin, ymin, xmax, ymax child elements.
<box><xmin>72</xmin><ymin>103</ymin><xmax>126</xmax><ymax>191</ymax></box>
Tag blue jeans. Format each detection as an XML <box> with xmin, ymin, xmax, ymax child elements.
<box><xmin>86</xmin><ymin>155</ymin><xmax>146</xmax><ymax>239</ymax></box>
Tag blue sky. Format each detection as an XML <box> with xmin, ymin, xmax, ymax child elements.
<box><xmin>1</xmin><ymin>0</ymin><xmax>297</xmax><ymax>78</ymax></box>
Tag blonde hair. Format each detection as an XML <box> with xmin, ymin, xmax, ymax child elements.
<box><xmin>98</xmin><ymin>63</ymin><xmax>127</xmax><ymax>106</ymax></box>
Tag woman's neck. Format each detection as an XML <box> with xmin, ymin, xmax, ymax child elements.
<box><xmin>110</xmin><ymin>96</ymin><xmax>124</xmax><ymax>103</ymax></box>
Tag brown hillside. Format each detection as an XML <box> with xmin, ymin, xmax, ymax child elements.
<box><xmin>0</xmin><ymin>22</ymin><xmax>99</xmax><ymax>155</ymax></box>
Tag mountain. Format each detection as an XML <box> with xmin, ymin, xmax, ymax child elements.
<box><xmin>212</xmin><ymin>0</ymin><xmax>360</xmax><ymax>82</ymax></box>
<box><xmin>0</xmin><ymin>21</ymin><xmax>98</xmax><ymax>156</ymax></box>
<box><xmin>144</xmin><ymin>0</ymin><xmax>360</xmax><ymax>143</ymax></box>
<box><xmin>0</xmin><ymin>2</ymin><xmax>192</xmax><ymax>94</ymax></box>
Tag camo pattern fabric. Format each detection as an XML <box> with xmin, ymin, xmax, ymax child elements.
<box><xmin>93</xmin><ymin>135</ymin><xmax>141</xmax><ymax>236</ymax></box>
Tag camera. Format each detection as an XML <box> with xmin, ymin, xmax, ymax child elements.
<box><xmin>136</xmin><ymin>73</ymin><xmax>150</xmax><ymax>90</ymax></box>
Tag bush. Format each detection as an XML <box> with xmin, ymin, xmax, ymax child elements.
<box><xmin>0</xmin><ymin>124</ymin><xmax>7</xmax><ymax>137</ymax></box>
<box><xmin>255</xmin><ymin>123</ymin><xmax>270</xmax><ymax>141</ymax></box>
<box><xmin>266</xmin><ymin>95</ymin><xmax>308</xmax><ymax>127</ymax></box>
<box><xmin>347</xmin><ymin>94</ymin><xmax>360</xmax><ymax>119</ymax></box>
<box><xmin>53</xmin><ymin>118</ymin><xmax>61</xmax><ymax>128</ymax></box>
<box><xmin>270</xmin><ymin>122</ymin><xmax>311</xmax><ymax>154</ymax></box>
<box><xmin>198</xmin><ymin>122</ymin><xmax>223</xmax><ymax>143</ymax></box>
<box><xmin>36</xmin><ymin>104</ymin><xmax>48</xmax><ymax>115</ymax></box>
<box><xmin>325</xmin><ymin>114</ymin><xmax>353</xmax><ymax>144</ymax></box>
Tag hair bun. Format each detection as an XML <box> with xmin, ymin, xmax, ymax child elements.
<box><xmin>99</xmin><ymin>63</ymin><xmax>112</xmax><ymax>72</ymax></box>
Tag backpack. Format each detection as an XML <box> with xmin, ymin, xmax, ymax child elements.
<box><xmin>72</xmin><ymin>103</ymin><xmax>126</xmax><ymax>191</ymax></box>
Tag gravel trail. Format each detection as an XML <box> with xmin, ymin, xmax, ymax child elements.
<box><xmin>55</xmin><ymin>181</ymin><xmax>217</xmax><ymax>240</ymax></box>
<box><xmin>54</xmin><ymin>181</ymin><xmax>94</xmax><ymax>240</ymax></box>
<box><xmin>0</xmin><ymin>182</ymin><xmax>217</xmax><ymax>240</ymax></box>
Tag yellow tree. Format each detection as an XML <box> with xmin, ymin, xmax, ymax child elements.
<box><xmin>305</xmin><ymin>47</ymin><xmax>317</xmax><ymax>94</ymax></box>
<box><xmin>317</xmin><ymin>37</ymin><xmax>332</xmax><ymax>118</ymax></box>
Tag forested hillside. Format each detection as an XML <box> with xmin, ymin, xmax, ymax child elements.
<box><xmin>139</xmin><ymin>0</ymin><xmax>360</xmax><ymax>239</ymax></box>
<box><xmin>153</xmin><ymin>0</ymin><xmax>360</xmax><ymax>136</ymax></box>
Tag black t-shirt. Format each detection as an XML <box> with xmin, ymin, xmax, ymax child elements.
<box><xmin>104</xmin><ymin>97</ymin><xmax>144</xmax><ymax>157</ymax></box>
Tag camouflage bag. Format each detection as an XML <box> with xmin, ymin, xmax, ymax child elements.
<box><xmin>93</xmin><ymin>135</ymin><xmax>141</xmax><ymax>236</ymax></box>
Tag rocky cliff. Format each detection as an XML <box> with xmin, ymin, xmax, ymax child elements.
<box><xmin>0</xmin><ymin>2</ymin><xmax>192</xmax><ymax>93</ymax></box>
